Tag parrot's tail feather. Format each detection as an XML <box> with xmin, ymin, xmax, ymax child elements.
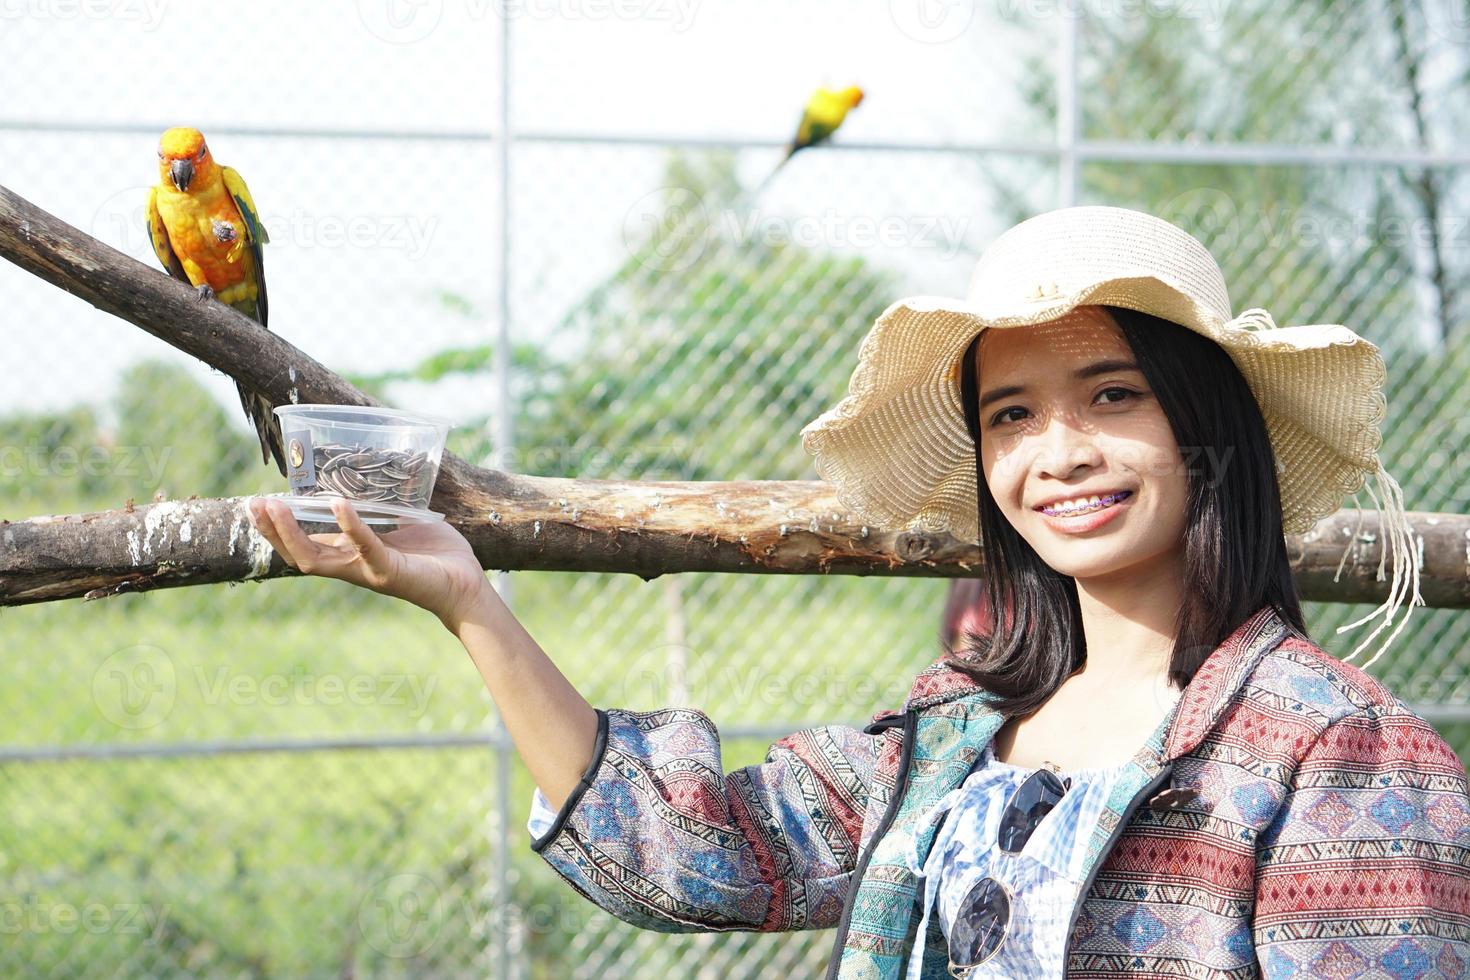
<box><xmin>753</xmin><ymin>152</ymin><xmax>792</xmax><ymax>197</ymax></box>
<box><xmin>236</xmin><ymin>381</ymin><xmax>253</xmax><ymax>420</ymax></box>
<box><xmin>236</xmin><ymin>381</ymin><xmax>287</xmax><ymax>477</ymax></box>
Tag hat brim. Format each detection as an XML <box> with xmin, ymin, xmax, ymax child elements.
<box><xmin>801</xmin><ymin>288</ymin><xmax>1389</xmax><ymax>543</ymax></box>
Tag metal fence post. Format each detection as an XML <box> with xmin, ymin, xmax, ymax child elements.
<box><xmin>1058</xmin><ymin>0</ymin><xmax>1081</xmax><ymax>207</ymax></box>
<box><xmin>492</xmin><ymin>7</ymin><xmax>519</xmax><ymax>979</ymax></box>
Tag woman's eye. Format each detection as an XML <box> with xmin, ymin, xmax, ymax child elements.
<box><xmin>988</xmin><ymin>407</ymin><xmax>1026</xmax><ymax>427</ymax></box>
<box><xmin>1097</xmin><ymin>387</ymin><xmax>1137</xmax><ymax>405</ymax></box>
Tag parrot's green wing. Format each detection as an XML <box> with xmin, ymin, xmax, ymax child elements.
<box><xmin>145</xmin><ymin>187</ymin><xmax>188</xmax><ymax>282</ymax></box>
<box><xmin>791</xmin><ymin>109</ymin><xmax>840</xmax><ymax>157</ymax></box>
<box><xmin>221</xmin><ymin>165</ymin><xmax>269</xmax><ymax>327</ymax></box>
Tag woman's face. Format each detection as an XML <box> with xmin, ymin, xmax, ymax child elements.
<box><xmin>973</xmin><ymin>305</ymin><xmax>1189</xmax><ymax>582</ymax></box>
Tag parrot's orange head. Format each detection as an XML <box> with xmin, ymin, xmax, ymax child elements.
<box><xmin>157</xmin><ymin>127</ymin><xmax>215</xmax><ymax>192</ymax></box>
<box><xmin>844</xmin><ymin>86</ymin><xmax>865</xmax><ymax>108</ymax></box>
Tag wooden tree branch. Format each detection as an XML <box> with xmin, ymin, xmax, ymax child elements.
<box><xmin>1</xmin><ymin>488</ymin><xmax>1466</xmax><ymax>608</ymax></box>
<box><xmin>2</xmin><ymin>183</ymin><xmax>1467</xmax><ymax>610</ymax></box>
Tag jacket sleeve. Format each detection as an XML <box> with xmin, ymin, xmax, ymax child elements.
<box><xmin>528</xmin><ymin>705</ymin><xmax>882</xmax><ymax>934</ymax></box>
<box><xmin>1252</xmin><ymin>705</ymin><xmax>1470</xmax><ymax>978</ymax></box>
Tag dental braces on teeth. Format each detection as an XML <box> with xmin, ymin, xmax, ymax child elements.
<box><xmin>1040</xmin><ymin>491</ymin><xmax>1131</xmax><ymax>516</ymax></box>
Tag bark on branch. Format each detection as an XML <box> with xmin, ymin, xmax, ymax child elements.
<box><xmin>2</xmin><ymin>183</ymin><xmax>1467</xmax><ymax>610</ymax></box>
<box><xmin>1</xmin><ymin>490</ymin><xmax>1466</xmax><ymax>609</ymax></box>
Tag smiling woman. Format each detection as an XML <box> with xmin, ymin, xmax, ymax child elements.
<box><xmin>948</xmin><ymin>303</ymin><xmax>1301</xmax><ymax>725</ymax></box>
<box><xmin>249</xmin><ymin>205</ymin><xmax>1469</xmax><ymax>979</ymax></box>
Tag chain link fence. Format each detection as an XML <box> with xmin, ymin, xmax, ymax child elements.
<box><xmin>1</xmin><ymin>0</ymin><xmax>1467</xmax><ymax>975</ymax></box>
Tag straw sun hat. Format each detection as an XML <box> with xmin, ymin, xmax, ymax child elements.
<box><xmin>800</xmin><ymin>205</ymin><xmax>1424</xmax><ymax>667</ymax></box>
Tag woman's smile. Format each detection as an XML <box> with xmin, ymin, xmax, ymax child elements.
<box><xmin>1033</xmin><ymin>488</ymin><xmax>1135</xmax><ymax>533</ymax></box>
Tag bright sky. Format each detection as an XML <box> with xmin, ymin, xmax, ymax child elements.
<box><xmin>0</xmin><ymin>0</ymin><xmax>1054</xmax><ymax>431</ymax></box>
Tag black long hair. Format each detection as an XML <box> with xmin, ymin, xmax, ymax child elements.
<box><xmin>943</xmin><ymin>305</ymin><xmax>1309</xmax><ymax>717</ymax></box>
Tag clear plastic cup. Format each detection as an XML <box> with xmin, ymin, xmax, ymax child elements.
<box><xmin>264</xmin><ymin>404</ymin><xmax>453</xmax><ymax>526</ymax></box>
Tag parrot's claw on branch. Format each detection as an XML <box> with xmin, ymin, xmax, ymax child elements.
<box><xmin>194</xmin><ymin>283</ymin><xmax>216</xmax><ymax>303</ymax></box>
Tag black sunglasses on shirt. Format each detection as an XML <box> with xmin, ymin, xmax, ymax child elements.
<box><xmin>947</xmin><ymin>764</ymin><xmax>1071</xmax><ymax>977</ymax></box>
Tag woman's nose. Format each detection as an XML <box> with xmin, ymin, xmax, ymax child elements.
<box><xmin>1033</xmin><ymin>416</ymin><xmax>1102</xmax><ymax>478</ymax></box>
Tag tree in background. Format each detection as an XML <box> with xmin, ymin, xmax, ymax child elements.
<box><xmin>0</xmin><ymin>362</ymin><xmax>260</xmax><ymax>514</ymax></box>
<box><xmin>355</xmin><ymin>150</ymin><xmax>901</xmax><ymax>487</ymax></box>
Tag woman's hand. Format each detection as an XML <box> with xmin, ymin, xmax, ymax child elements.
<box><xmin>246</xmin><ymin>496</ymin><xmax>490</xmax><ymax>629</ymax></box>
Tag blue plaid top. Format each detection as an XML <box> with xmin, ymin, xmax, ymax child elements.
<box><xmin>900</xmin><ymin>742</ymin><xmax>1134</xmax><ymax>978</ymax></box>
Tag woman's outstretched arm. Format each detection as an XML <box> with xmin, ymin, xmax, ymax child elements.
<box><xmin>246</xmin><ymin>495</ymin><xmax>599</xmax><ymax>811</ymax></box>
<box><xmin>446</xmin><ymin>582</ymin><xmax>599</xmax><ymax>811</ymax></box>
<box><xmin>246</xmin><ymin>494</ymin><xmax>885</xmax><ymax>933</ymax></box>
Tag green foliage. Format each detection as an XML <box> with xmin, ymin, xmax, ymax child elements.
<box><xmin>0</xmin><ymin>361</ymin><xmax>290</xmax><ymax>518</ymax></box>
<box><xmin>336</xmin><ymin>150</ymin><xmax>901</xmax><ymax>485</ymax></box>
<box><xmin>0</xmin><ymin>404</ymin><xmax>107</xmax><ymax>510</ymax></box>
<box><xmin>113</xmin><ymin>360</ymin><xmax>261</xmax><ymax>500</ymax></box>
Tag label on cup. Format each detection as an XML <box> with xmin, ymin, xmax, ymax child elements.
<box><xmin>285</xmin><ymin>429</ymin><xmax>317</xmax><ymax>491</ymax></box>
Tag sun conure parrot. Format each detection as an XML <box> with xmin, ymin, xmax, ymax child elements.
<box><xmin>756</xmin><ymin>85</ymin><xmax>865</xmax><ymax>193</ymax></box>
<box><xmin>147</xmin><ymin>126</ymin><xmax>285</xmax><ymax>476</ymax></box>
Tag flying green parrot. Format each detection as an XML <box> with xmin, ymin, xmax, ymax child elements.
<box><xmin>756</xmin><ymin>85</ymin><xmax>865</xmax><ymax>193</ymax></box>
<box><xmin>147</xmin><ymin>127</ymin><xmax>285</xmax><ymax>476</ymax></box>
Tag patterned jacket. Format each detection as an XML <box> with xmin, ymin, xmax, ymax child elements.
<box><xmin>528</xmin><ymin>604</ymin><xmax>1470</xmax><ymax>977</ymax></box>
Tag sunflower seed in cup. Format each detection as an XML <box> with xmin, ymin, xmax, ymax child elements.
<box><xmin>295</xmin><ymin>443</ymin><xmax>434</xmax><ymax>508</ymax></box>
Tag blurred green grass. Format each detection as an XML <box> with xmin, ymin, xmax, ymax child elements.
<box><xmin>0</xmin><ymin>565</ymin><xmax>936</xmax><ymax>976</ymax></box>
<box><xmin>8</xmin><ymin>574</ymin><xmax>1465</xmax><ymax>976</ymax></box>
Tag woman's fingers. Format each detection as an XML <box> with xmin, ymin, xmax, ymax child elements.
<box><xmin>247</xmin><ymin>497</ymin><xmax>396</xmax><ymax>588</ymax></box>
<box><xmin>246</xmin><ymin>497</ymin><xmax>297</xmax><ymax>569</ymax></box>
<box><xmin>262</xmin><ymin>497</ymin><xmax>329</xmax><ymax>572</ymax></box>
<box><xmin>330</xmin><ymin>498</ymin><xmax>389</xmax><ymax>574</ymax></box>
